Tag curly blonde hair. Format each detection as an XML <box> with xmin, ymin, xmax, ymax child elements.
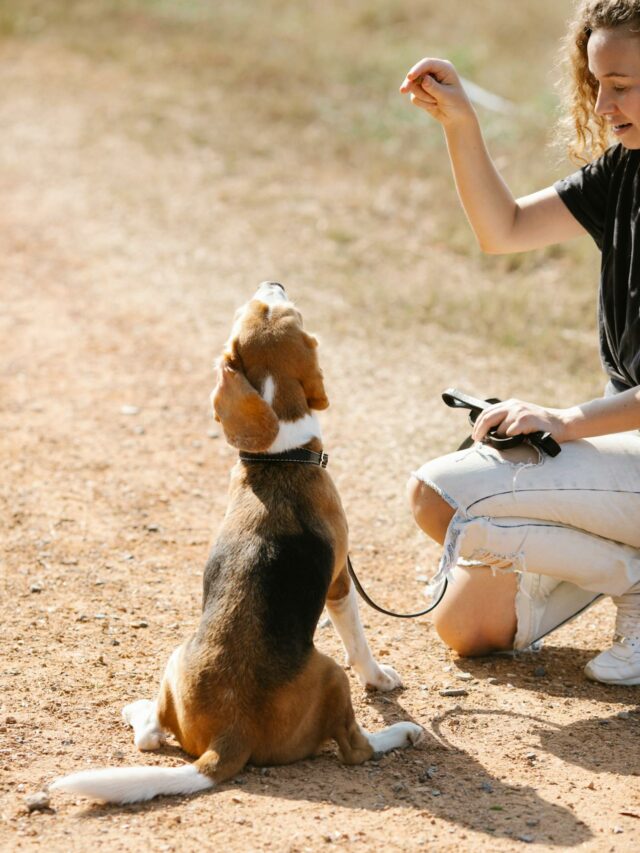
<box><xmin>559</xmin><ymin>0</ymin><xmax>640</xmax><ymax>163</ymax></box>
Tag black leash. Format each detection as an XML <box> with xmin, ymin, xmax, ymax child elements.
<box><xmin>347</xmin><ymin>555</ymin><xmax>447</xmax><ymax>619</ymax></box>
<box><xmin>240</xmin><ymin>445</ymin><xmax>445</xmax><ymax>618</ymax></box>
<box><xmin>345</xmin><ymin>389</ymin><xmax>561</xmax><ymax>620</ymax></box>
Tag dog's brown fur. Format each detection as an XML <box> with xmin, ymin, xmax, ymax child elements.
<box><xmin>51</xmin><ymin>285</ymin><xmax>419</xmax><ymax>803</ymax></box>
<box><xmin>153</xmin><ymin>293</ymin><xmax>372</xmax><ymax>782</ymax></box>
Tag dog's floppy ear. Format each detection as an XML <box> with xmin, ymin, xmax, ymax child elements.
<box><xmin>212</xmin><ymin>357</ymin><xmax>279</xmax><ymax>452</ymax></box>
<box><xmin>300</xmin><ymin>332</ymin><xmax>329</xmax><ymax>411</ymax></box>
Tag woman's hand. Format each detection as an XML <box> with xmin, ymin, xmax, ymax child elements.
<box><xmin>471</xmin><ymin>399</ymin><xmax>573</xmax><ymax>445</ymax></box>
<box><xmin>399</xmin><ymin>58</ymin><xmax>475</xmax><ymax>129</ymax></box>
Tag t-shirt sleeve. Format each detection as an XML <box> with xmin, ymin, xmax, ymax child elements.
<box><xmin>554</xmin><ymin>145</ymin><xmax>621</xmax><ymax>250</ymax></box>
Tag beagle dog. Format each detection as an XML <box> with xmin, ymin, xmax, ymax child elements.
<box><xmin>51</xmin><ymin>282</ymin><xmax>422</xmax><ymax>804</ymax></box>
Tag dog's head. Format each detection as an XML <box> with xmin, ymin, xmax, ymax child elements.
<box><xmin>212</xmin><ymin>282</ymin><xmax>328</xmax><ymax>452</ymax></box>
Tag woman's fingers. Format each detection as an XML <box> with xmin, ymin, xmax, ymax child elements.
<box><xmin>472</xmin><ymin>406</ymin><xmax>510</xmax><ymax>441</ymax></box>
<box><xmin>471</xmin><ymin>400</ymin><xmax>559</xmax><ymax>442</ymax></box>
<box><xmin>401</xmin><ymin>78</ymin><xmax>437</xmax><ymax>102</ymax></box>
<box><xmin>403</xmin><ymin>56</ymin><xmax>455</xmax><ymax>85</ymax></box>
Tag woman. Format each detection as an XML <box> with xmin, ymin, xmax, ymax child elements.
<box><xmin>400</xmin><ymin>0</ymin><xmax>640</xmax><ymax>684</ymax></box>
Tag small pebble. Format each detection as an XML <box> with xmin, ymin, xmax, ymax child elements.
<box><xmin>533</xmin><ymin>666</ymin><xmax>547</xmax><ymax>677</ymax></box>
<box><xmin>439</xmin><ymin>688</ymin><xmax>468</xmax><ymax>697</ymax></box>
<box><xmin>25</xmin><ymin>792</ymin><xmax>51</xmax><ymax>813</ymax></box>
<box><xmin>6</xmin><ymin>716</ymin><xmax>17</xmax><ymax>725</ymax></box>
<box><xmin>120</xmin><ymin>405</ymin><xmax>139</xmax><ymax>416</ymax></box>
<box><xmin>431</xmin><ymin>789</ymin><xmax>441</xmax><ymax>797</ymax></box>
<box><xmin>418</xmin><ymin>766</ymin><xmax>437</xmax><ymax>782</ymax></box>
<box><xmin>455</xmin><ymin>672</ymin><xmax>473</xmax><ymax>681</ymax></box>
<box><xmin>487</xmin><ymin>677</ymin><xmax>499</xmax><ymax>685</ymax></box>
<box><xmin>616</xmin><ymin>711</ymin><xmax>631</xmax><ymax>719</ymax></box>
<box><xmin>517</xmin><ymin>834</ymin><xmax>534</xmax><ymax>844</ymax></box>
<box><xmin>526</xmin><ymin>819</ymin><xmax>540</xmax><ymax>827</ymax></box>
<box><xmin>613</xmin><ymin>826</ymin><xmax>624</xmax><ymax>834</ymax></box>
<box><xmin>131</xmin><ymin>620</ymin><xmax>149</xmax><ymax>629</ymax></box>
<box><xmin>30</xmin><ymin>583</ymin><xmax>43</xmax><ymax>594</ymax></box>
<box><xmin>481</xmin><ymin>781</ymin><xmax>493</xmax><ymax>793</ymax></box>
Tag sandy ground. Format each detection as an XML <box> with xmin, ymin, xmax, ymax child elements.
<box><xmin>1</xmin><ymin>24</ymin><xmax>640</xmax><ymax>853</ymax></box>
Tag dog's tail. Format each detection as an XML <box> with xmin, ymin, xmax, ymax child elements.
<box><xmin>50</xmin><ymin>763</ymin><xmax>214</xmax><ymax>804</ymax></box>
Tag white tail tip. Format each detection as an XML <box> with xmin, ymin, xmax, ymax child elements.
<box><xmin>51</xmin><ymin>763</ymin><xmax>213</xmax><ymax>804</ymax></box>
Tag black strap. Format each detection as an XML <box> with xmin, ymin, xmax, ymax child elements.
<box><xmin>347</xmin><ymin>556</ymin><xmax>447</xmax><ymax>619</ymax></box>
<box><xmin>442</xmin><ymin>387</ymin><xmax>561</xmax><ymax>457</ymax></box>
<box><xmin>239</xmin><ymin>448</ymin><xmax>329</xmax><ymax>467</ymax></box>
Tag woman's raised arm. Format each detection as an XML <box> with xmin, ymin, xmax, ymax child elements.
<box><xmin>400</xmin><ymin>58</ymin><xmax>587</xmax><ymax>253</ymax></box>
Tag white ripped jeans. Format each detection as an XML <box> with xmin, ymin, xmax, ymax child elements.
<box><xmin>412</xmin><ymin>430</ymin><xmax>640</xmax><ymax>649</ymax></box>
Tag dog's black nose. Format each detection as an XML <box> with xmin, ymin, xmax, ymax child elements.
<box><xmin>262</xmin><ymin>281</ymin><xmax>285</xmax><ymax>291</ymax></box>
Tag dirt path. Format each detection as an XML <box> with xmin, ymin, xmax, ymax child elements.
<box><xmin>1</xmin><ymin>16</ymin><xmax>639</xmax><ymax>853</ymax></box>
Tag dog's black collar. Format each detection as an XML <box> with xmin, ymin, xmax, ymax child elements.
<box><xmin>239</xmin><ymin>448</ymin><xmax>328</xmax><ymax>468</ymax></box>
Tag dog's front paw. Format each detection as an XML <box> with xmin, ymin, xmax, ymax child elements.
<box><xmin>122</xmin><ymin>699</ymin><xmax>154</xmax><ymax>727</ymax></box>
<box><xmin>363</xmin><ymin>663</ymin><xmax>403</xmax><ymax>692</ymax></box>
<box><xmin>403</xmin><ymin>722</ymin><xmax>424</xmax><ymax>746</ymax></box>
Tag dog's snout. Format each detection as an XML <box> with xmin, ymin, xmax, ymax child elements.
<box><xmin>255</xmin><ymin>280</ymin><xmax>288</xmax><ymax>304</ymax></box>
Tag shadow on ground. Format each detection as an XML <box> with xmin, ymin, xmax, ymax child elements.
<box><xmin>77</xmin><ymin>690</ymin><xmax>595</xmax><ymax>847</ymax></box>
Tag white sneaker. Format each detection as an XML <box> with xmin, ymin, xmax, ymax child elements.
<box><xmin>584</xmin><ymin>584</ymin><xmax>640</xmax><ymax>685</ymax></box>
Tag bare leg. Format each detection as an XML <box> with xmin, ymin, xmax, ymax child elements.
<box><xmin>407</xmin><ymin>475</ymin><xmax>517</xmax><ymax>656</ymax></box>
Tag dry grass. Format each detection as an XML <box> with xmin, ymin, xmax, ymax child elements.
<box><xmin>1</xmin><ymin>0</ymin><xmax>602</xmax><ymax>400</ymax></box>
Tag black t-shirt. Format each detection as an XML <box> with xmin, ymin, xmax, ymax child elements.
<box><xmin>555</xmin><ymin>144</ymin><xmax>640</xmax><ymax>391</ymax></box>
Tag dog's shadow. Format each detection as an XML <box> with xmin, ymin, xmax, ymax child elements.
<box><xmin>79</xmin><ymin>689</ymin><xmax>595</xmax><ymax>847</ymax></box>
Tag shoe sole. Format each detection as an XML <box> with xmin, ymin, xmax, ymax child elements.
<box><xmin>584</xmin><ymin>670</ymin><xmax>640</xmax><ymax>685</ymax></box>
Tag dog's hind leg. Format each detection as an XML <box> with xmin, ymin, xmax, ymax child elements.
<box><xmin>360</xmin><ymin>722</ymin><xmax>423</xmax><ymax>756</ymax></box>
<box><xmin>330</xmin><ymin>671</ymin><xmax>423</xmax><ymax>764</ymax></box>
<box><xmin>326</xmin><ymin>569</ymin><xmax>403</xmax><ymax>691</ymax></box>
<box><xmin>122</xmin><ymin>699</ymin><xmax>166</xmax><ymax>751</ymax></box>
<box><xmin>336</xmin><ymin>717</ymin><xmax>423</xmax><ymax>763</ymax></box>
<box><xmin>195</xmin><ymin>738</ymin><xmax>251</xmax><ymax>786</ymax></box>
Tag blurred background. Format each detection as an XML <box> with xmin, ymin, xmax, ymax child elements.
<box><xmin>1</xmin><ymin>0</ymin><xmax>599</xmax><ymax>377</ymax></box>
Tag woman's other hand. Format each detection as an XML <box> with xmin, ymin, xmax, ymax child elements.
<box><xmin>399</xmin><ymin>58</ymin><xmax>475</xmax><ymax>129</ymax></box>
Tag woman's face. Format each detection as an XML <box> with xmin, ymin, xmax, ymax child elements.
<box><xmin>588</xmin><ymin>27</ymin><xmax>640</xmax><ymax>148</ymax></box>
